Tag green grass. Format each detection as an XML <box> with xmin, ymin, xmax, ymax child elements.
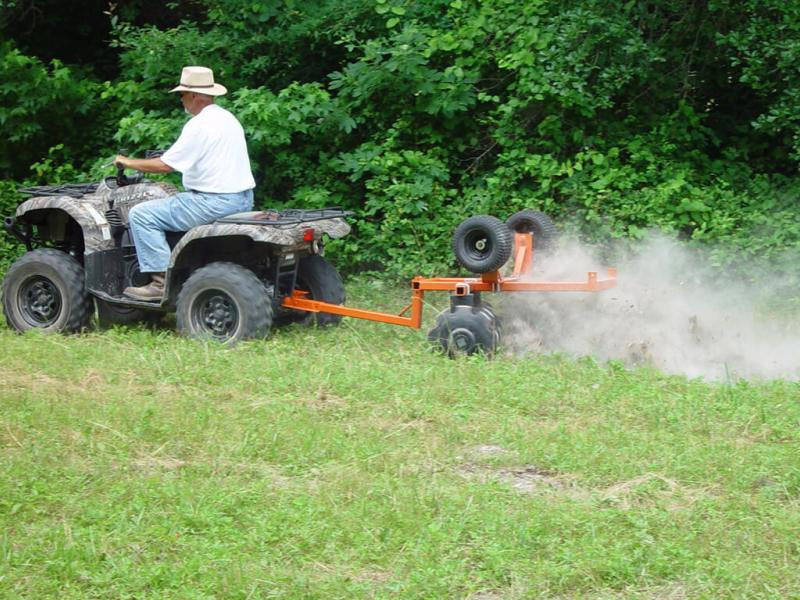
<box><xmin>1</xmin><ymin>280</ymin><xmax>799</xmax><ymax>598</ymax></box>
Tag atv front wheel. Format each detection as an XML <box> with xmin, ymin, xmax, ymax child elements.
<box><xmin>2</xmin><ymin>248</ymin><xmax>93</xmax><ymax>333</ymax></box>
<box><xmin>176</xmin><ymin>262</ymin><xmax>272</xmax><ymax>343</ymax></box>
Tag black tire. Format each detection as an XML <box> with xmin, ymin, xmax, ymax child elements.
<box><xmin>176</xmin><ymin>262</ymin><xmax>272</xmax><ymax>343</ymax></box>
<box><xmin>294</xmin><ymin>255</ymin><xmax>346</xmax><ymax>326</ymax></box>
<box><xmin>1</xmin><ymin>248</ymin><xmax>92</xmax><ymax>333</ymax></box>
<box><xmin>505</xmin><ymin>210</ymin><xmax>559</xmax><ymax>251</ymax></box>
<box><xmin>95</xmin><ymin>299</ymin><xmax>164</xmax><ymax>329</ymax></box>
<box><xmin>452</xmin><ymin>215</ymin><xmax>513</xmax><ymax>274</ymax></box>
<box><xmin>427</xmin><ymin>302</ymin><xmax>502</xmax><ymax>357</ymax></box>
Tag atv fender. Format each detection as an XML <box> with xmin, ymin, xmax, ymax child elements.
<box><xmin>14</xmin><ymin>181</ymin><xmax>178</xmax><ymax>254</ymax></box>
<box><xmin>15</xmin><ymin>195</ymin><xmax>114</xmax><ymax>254</ymax></box>
<box><xmin>167</xmin><ymin>216</ymin><xmax>351</xmax><ymax>268</ymax></box>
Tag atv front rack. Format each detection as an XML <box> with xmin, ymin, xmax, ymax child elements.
<box><xmin>283</xmin><ymin>232</ymin><xmax>617</xmax><ymax>329</ymax></box>
<box><xmin>18</xmin><ymin>183</ymin><xmax>100</xmax><ymax>198</ymax></box>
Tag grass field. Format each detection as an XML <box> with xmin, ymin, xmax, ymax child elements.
<box><xmin>1</xmin><ymin>280</ymin><xmax>799</xmax><ymax>598</ymax></box>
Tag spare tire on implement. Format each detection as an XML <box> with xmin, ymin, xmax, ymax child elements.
<box><xmin>505</xmin><ymin>210</ymin><xmax>559</xmax><ymax>251</ymax></box>
<box><xmin>452</xmin><ymin>215</ymin><xmax>513</xmax><ymax>274</ymax></box>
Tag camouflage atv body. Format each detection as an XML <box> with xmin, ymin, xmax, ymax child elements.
<box><xmin>2</xmin><ymin>177</ymin><xmax>351</xmax><ymax>342</ymax></box>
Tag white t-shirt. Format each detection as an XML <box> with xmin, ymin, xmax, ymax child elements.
<box><xmin>161</xmin><ymin>104</ymin><xmax>256</xmax><ymax>193</ymax></box>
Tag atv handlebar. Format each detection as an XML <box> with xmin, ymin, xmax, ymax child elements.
<box><xmin>114</xmin><ymin>162</ymin><xmax>142</xmax><ymax>187</ymax></box>
<box><xmin>112</xmin><ymin>147</ymin><xmax>164</xmax><ymax>187</ymax></box>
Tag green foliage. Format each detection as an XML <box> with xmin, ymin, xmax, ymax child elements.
<box><xmin>334</xmin><ymin>143</ymin><xmax>461</xmax><ymax>275</ymax></box>
<box><xmin>0</xmin><ymin>180</ymin><xmax>24</xmax><ymax>273</ymax></box>
<box><xmin>714</xmin><ymin>0</ymin><xmax>800</xmax><ymax>160</ymax></box>
<box><xmin>115</xmin><ymin>109</ymin><xmax>186</xmax><ymax>151</ymax></box>
<box><xmin>0</xmin><ymin>43</ymin><xmax>103</xmax><ymax>179</ymax></box>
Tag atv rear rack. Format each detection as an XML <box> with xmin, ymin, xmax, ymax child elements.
<box><xmin>218</xmin><ymin>208</ymin><xmax>354</xmax><ymax>227</ymax></box>
<box><xmin>283</xmin><ymin>232</ymin><xmax>617</xmax><ymax>329</ymax></box>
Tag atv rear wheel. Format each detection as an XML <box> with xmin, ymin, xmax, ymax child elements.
<box><xmin>452</xmin><ymin>215</ymin><xmax>513</xmax><ymax>274</ymax></box>
<box><xmin>176</xmin><ymin>262</ymin><xmax>272</xmax><ymax>343</ymax></box>
<box><xmin>294</xmin><ymin>255</ymin><xmax>346</xmax><ymax>326</ymax></box>
<box><xmin>505</xmin><ymin>210</ymin><xmax>558</xmax><ymax>251</ymax></box>
<box><xmin>2</xmin><ymin>248</ymin><xmax>93</xmax><ymax>333</ymax></box>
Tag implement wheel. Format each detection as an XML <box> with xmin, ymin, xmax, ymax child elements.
<box><xmin>428</xmin><ymin>295</ymin><xmax>501</xmax><ymax>357</ymax></box>
<box><xmin>452</xmin><ymin>215</ymin><xmax>513</xmax><ymax>274</ymax></box>
<box><xmin>506</xmin><ymin>210</ymin><xmax>559</xmax><ymax>251</ymax></box>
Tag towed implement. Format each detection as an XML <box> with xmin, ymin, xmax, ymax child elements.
<box><xmin>284</xmin><ymin>212</ymin><xmax>617</xmax><ymax>356</ymax></box>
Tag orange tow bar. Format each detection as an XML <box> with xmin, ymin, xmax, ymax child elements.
<box><xmin>282</xmin><ymin>233</ymin><xmax>617</xmax><ymax>329</ymax></box>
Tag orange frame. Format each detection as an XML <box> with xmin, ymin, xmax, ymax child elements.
<box><xmin>282</xmin><ymin>233</ymin><xmax>617</xmax><ymax>329</ymax></box>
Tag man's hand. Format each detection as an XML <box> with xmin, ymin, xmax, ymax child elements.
<box><xmin>114</xmin><ymin>154</ymin><xmax>173</xmax><ymax>174</ymax></box>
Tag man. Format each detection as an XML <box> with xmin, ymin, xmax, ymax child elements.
<box><xmin>115</xmin><ymin>65</ymin><xmax>256</xmax><ymax>301</ymax></box>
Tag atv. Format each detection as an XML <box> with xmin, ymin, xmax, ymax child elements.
<box><xmin>2</xmin><ymin>167</ymin><xmax>351</xmax><ymax>343</ymax></box>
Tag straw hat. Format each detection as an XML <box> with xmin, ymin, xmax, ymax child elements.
<box><xmin>170</xmin><ymin>66</ymin><xmax>227</xmax><ymax>96</ymax></box>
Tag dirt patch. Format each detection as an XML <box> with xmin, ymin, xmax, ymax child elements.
<box><xmin>464</xmin><ymin>591</ymin><xmax>508</xmax><ymax>600</ymax></box>
<box><xmin>549</xmin><ymin>582</ymin><xmax>688</xmax><ymax>599</ymax></box>
<box><xmin>642</xmin><ymin>584</ymin><xmax>688</xmax><ymax>600</ymax></box>
<box><xmin>458</xmin><ymin>463</ymin><xmax>588</xmax><ymax>498</ymax></box>
<box><xmin>600</xmin><ymin>472</ymin><xmax>715</xmax><ymax>511</ymax></box>
<box><xmin>130</xmin><ymin>456</ymin><xmax>187</xmax><ymax>471</ymax></box>
<box><xmin>496</xmin><ymin>465</ymin><xmax>578</xmax><ymax>494</ymax></box>
<box><xmin>603</xmin><ymin>472</ymin><xmax>678</xmax><ymax>497</ymax></box>
<box><xmin>0</xmin><ymin>370</ymin><xmax>61</xmax><ymax>393</ymax></box>
<box><xmin>351</xmin><ymin>568</ymin><xmax>394</xmax><ymax>584</ymax></box>
<box><xmin>456</xmin><ymin>448</ymin><xmax>711</xmax><ymax>511</ymax></box>
<box><xmin>466</xmin><ymin>444</ymin><xmax>513</xmax><ymax>458</ymax></box>
<box><xmin>456</xmin><ymin>445</ymin><xmax>588</xmax><ymax>498</ymax></box>
<box><xmin>0</xmin><ymin>368</ymin><xmax>164</xmax><ymax>401</ymax></box>
<box><xmin>308</xmin><ymin>561</ymin><xmax>395</xmax><ymax>586</ymax></box>
<box><xmin>307</xmin><ymin>387</ymin><xmax>349</xmax><ymax>411</ymax></box>
<box><xmin>126</xmin><ymin>454</ymin><xmax>296</xmax><ymax>484</ymax></box>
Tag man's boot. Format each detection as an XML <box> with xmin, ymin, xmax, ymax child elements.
<box><xmin>123</xmin><ymin>273</ymin><xmax>165</xmax><ymax>302</ymax></box>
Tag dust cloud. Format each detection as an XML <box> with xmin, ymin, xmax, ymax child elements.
<box><xmin>498</xmin><ymin>235</ymin><xmax>800</xmax><ymax>381</ymax></box>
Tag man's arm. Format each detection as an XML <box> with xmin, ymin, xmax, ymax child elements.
<box><xmin>115</xmin><ymin>155</ymin><xmax>173</xmax><ymax>174</ymax></box>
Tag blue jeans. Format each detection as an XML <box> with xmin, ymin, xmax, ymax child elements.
<box><xmin>128</xmin><ymin>189</ymin><xmax>254</xmax><ymax>273</ymax></box>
